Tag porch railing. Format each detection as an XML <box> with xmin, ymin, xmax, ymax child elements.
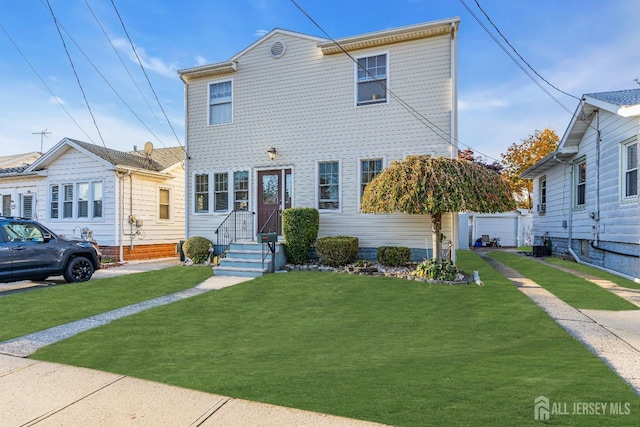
<box><xmin>214</xmin><ymin>210</ymin><xmax>255</xmax><ymax>255</ymax></box>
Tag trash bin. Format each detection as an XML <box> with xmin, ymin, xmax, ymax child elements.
<box><xmin>532</xmin><ymin>245</ymin><xmax>550</xmax><ymax>257</ymax></box>
<box><xmin>178</xmin><ymin>240</ymin><xmax>185</xmax><ymax>262</ymax></box>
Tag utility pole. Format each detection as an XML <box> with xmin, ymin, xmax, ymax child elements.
<box><xmin>32</xmin><ymin>129</ymin><xmax>52</xmax><ymax>153</ymax></box>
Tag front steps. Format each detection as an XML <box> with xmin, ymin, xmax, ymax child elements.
<box><xmin>213</xmin><ymin>240</ymin><xmax>286</xmax><ymax>278</ymax></box>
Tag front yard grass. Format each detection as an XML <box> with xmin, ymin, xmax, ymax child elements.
<box><xmin>487</xmin><ymin>251</ymin><xmax>638</xmax><ymax>311</ymax></box>
<box><xmin>31</xmin><ymin>252</ymin><xmax>640</xmax><ymax>426</ymax></box>
<box><xmin>0</xmin><ymin>266</ymin><xmax>212</xmax><ymax>342</ymax></box>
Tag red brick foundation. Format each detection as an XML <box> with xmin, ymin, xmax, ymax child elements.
<box><xmin>99</xmin><ymin>243</ymin><xmax>180</xmax><ymax>261</ymax></box>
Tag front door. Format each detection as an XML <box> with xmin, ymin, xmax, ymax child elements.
<box><xmin>257</xmin><ymin>169</ymin><xmax>291</xmax><ymax>235</ymax></box>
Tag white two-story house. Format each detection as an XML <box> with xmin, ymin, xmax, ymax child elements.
<box><xmin>179</xmin><ymin>18</ymin><xmax>460</xmax><ymax>262</ymax></box>
<box><xmin>522</xmin><ymin>89</ymin><xmax>639</xmax><ymax>279</ymax></box>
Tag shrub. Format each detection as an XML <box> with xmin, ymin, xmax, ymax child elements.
<box><xmin>183</xmin><ymin>236</ymin><xmax>213</xmax><ymax>264</ymax></box>
<box><xmin>377</xmin><ymin>246</ymin><xmax>411</xmax><ymax>267</ymax></box>
<box><xmin>316</xmin><ymin>236</ymin><xmax>359</xmax><ymax>267</ymax></box>
<box><xmin>282</xmin><ymin>208</ymin><xmax>319</xmax><ymax>264</ymax></box>
<box><xmin>412</xmin><ymin>259</ymin><xmax>461</xmax><ymax>281</ymax></box>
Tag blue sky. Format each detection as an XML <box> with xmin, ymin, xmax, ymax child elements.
<box><xmin>1</xmin><ymin>0</ymin><xmax>639</xmax><ymax>161</ymax></box>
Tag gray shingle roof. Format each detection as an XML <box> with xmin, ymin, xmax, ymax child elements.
<box><xmin>69</xmin><ymin>139</ymin><xmax>184</xmax><ymax>171</ymax></box>
<box><xmin>0</xmin><ymin>166</ymin><xmax>30</xmax><ymax>177</ymax></box>
<box><xmin>585</xmin><ymin>89</ymin><xmax>640</xmax><ymax>106</ymax></box>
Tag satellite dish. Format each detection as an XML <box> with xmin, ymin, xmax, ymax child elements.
<box><xmin>143</xmin><ymin>141</ymin><xmax>153</xmax><ymax>156</ymax></box>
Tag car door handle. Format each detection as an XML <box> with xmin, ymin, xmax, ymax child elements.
<box><xmin>12</xmin><ymin>246</ymin><xmax>26</xmax><ymax>251</ymax></box>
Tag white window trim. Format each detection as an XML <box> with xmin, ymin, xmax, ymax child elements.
<box><xmin>573</xmin><ymin>157</ymin><xmax>587</xmax><ymax>210</ymax></box>
<box><xmin>207</xmin><ymin>78</ymin><xmax>233</xmax><ymax>126</ymax></box>
<box><xmin>354</xmin><ymin>51</ymin><xmax>390</xmax><ymax>108</ymax></box>
<box><xmin>621</xmin><ymin>137</ymin><xmax>638</xmax><ymax>203</ymax></box>
<box><xmin>50</xmin><ymin>181</ymin><xmax>105</xmax><ymax>221</ymax></box>
<box><xmin>232</xmin><ymin>169</ymin><xmax>251</xmax><ymax>212</ymax></box>
<box><xmin>193</xmin><ymin>172</ymin><xmax>211</xmax><ymax>214</ymax></box>
<box><xmin>537</xmin><ymin>175</ymin><xmax>547</xmax><ymax>215</ymax></box>
<box><xmin>316</xmin><ymin>159</ymin><xmax>342</xmax><ymax>213</ymax></box>
<box><xmin>358</xmin><ymin>156</ymin><xmax>385</xmax><ymax>212</ymax></box>
<box><xmin>158</xmin><ymin>186</ymin><xmax>172</xmax><ymax>221</ymax></box>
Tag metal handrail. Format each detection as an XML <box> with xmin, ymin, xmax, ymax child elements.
<box><xmin>214</xmin><ymin>210</ymin><xmax>255</xmax><ymax>255</ymax></box>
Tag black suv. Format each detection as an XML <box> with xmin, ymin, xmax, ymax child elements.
<box><xmin>0</xmin><ymin>217</ymin><xmax>101</xmax><ymax>283</ymax></box>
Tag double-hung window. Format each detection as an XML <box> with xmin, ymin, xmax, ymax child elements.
<box><xmin>538</xmin><ymin>176</ymin><xmax>547</xmax><ymax>213</ymax></box>
<box><xmin>575</xmin><ymin>160</ymin><xmax>586</xmax><ymax>208</ymax></box>
<box><xmin>92</xmin><ymin>182</ymin><xmax>103</xmax><ymax>218</ymax></box>
<box><xmin>356</xmin><ymin>54</ymin><xmax>387</xmax><ymax>106</ymax></box>
<box><xmin>50</xmin><ymin>185</ymin><xmax>59</xmax><ymax>219</ymax></box>
<box><xmin>214</xmin><ymin>173</ymin><xmax>229</xmax><ymax>212</ymax></box>
<box><xmin>195</xmin><ymin>173</ymin><xmax>209</xmax><ymax>213</ymax></box>
<box><xmin>63</xmin><ymin>184</ymin><xmax>74</xmax><ymax>218</ymax></box>
<box><xmin>209</xmin><ymin>80</ymin><xmax>232</xmax><ymax>125</ymax></box>
<box><xmin>77</xmin><ymin>183</ymin><xmax>89</xmax><ymax>218</ymax></box>
<box><xmin>318</xmin><ymin>161</ymin><xmax>339</xmax><ymax>210</ymax></box>
<box><xmin>159</xmin><ymin>188</ymin><xmax>170</xmax><ymax>220</ymax></box>
<box><xmin>50</xmin><ymin>182</ymin><xmax>103</xmax><ymax>220</ymax></box>
<box><xmin>234</xmin><ymin>171</ymin><xmax>249</xmax><ymax>211</ymax></box>
<box><xmin>361</xmin><ymin>158</ymin><xmax>383</xmax><ymax>200</ymax></box>
<box><xmin>623</xmin><ymin>139</ymin><xmax>638</xmax><ymax>200</ymax></box>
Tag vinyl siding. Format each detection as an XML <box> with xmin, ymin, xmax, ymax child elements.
<box><xmin>185</xmin><ymin>30</ymin><xmax>455</xmax><ymax>250</ymax></box>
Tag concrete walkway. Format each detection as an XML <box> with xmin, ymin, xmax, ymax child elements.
<box><xmin>0</xmin><ymin>259</ymin><xmax>387</xmax><ymax>426</ymax></box>
<box><xmin>479</xmin><ymin>253</ymin><xmax>640</xmax><ymax>395</ymax></box>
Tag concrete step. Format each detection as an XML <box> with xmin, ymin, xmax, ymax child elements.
<box><xmin>213</xmin><ymin>265</ymin><xmax>268</xmax><ymax>278</ymax></box>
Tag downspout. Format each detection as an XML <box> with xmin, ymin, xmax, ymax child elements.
<box><xmin>450</xmin><ymin>21</ymin><xmax>459</xmax><ymax>263</ymax></box>
<box><xmin>594</xmin><ymin>111</ymin><xmax>601</xmax><ymax>245</ymax></box>
<box><xmin>117</xmin><ymin>171</ymin><xmax>132</xmax><ymax>262</ymax></box>
<box><xmin>180</xmin><ymin>72</ymin><xmax>190</xmax><ymax>241</ymax></box>
<box><xmin>129</xmin><ymin>173</ymin><xmax>134</xmax><ymax>251</ymax></box>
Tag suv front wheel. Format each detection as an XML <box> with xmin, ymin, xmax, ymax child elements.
<box><xmin>63</xmin><ymin>257</ymin><xmax>95</xmax><ymax>283</ymax></box>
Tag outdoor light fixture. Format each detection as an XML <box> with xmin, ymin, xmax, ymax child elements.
<box><xmin>267</xmin><ymin>146</ymin><xmax>278</xmax><ymax>160</ymax></box>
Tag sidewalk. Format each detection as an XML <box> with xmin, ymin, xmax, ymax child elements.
<box><xmin>478</xmin><ymin>253</ymin><xmax>640</xmax><ymax>395</ymax></box>
<box><xmin>0</xmin><ymin>260</ymin><xmax>387</xmax><ymax>426</ymax></box>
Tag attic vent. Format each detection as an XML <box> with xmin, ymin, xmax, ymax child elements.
<box><xmin>270</xmin><ymin>41</ymin><xmax>286</xmax><ymax>59</ymax></box>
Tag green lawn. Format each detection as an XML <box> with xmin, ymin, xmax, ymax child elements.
<box><xmin>543</xmin><ymin>257</ymin><xmax>640</xmax><ymax>290</ymax></box>
<box><xmin>31</xmin><ymin>252</ymin><xmax>640</xmax><ymax>426</ymax></box>
<box><xmin>487</xmin><ymin>251</ymin><xmax>638</xmax><ymax>311</ymax></box>
<box><xmin>0</xmin><ymin>266</ymin><xmax>212</xmax><ymax>341</ymax></box>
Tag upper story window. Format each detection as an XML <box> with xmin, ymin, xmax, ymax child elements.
<box><xmin>538</xmin><ymin>176</ymin><xmax>547</xmax><ymax>214</ymax></box>
<box><xmin>356</xmin><ymin>54</ymin><xmax>387</xmax><ymax>106</ymax></box>
<box><xmin>574</xmin><ymin>160</ymin><xmax>586</xmax><ymax>209</ymax></box>
<box><xmin>360</xmin><ymin>158</ymin><xmax>383</xmax><ymax>200</ymax></box>
<box><xmin>623</xmin><ymin>138</ymin><xmax>638</xmax><ymax>201</ymax></box>
<box><xmin>195</xmin><ymin>173</ymin><xmax>209</xmax><ymax>213</ymax></box>
<box><xmin>209</xmin><ymin>80</ymin><xmax>232</xmax><ymax>125</ymax></box>
<box><xmin>318</xmin><ymin>161</ymin><xmax>339</xmax><ymax>210</ymax></box>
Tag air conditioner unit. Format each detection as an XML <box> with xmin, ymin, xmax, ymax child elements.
<box><xmin>537</xmin><ymin>203</ymin><xmax>546</xmax><ymax>212</ymax></box>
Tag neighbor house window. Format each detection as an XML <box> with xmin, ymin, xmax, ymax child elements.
<box><xmin>77</xmin><ymin>183</ymin><xmax>89</xmax><ymax>218</ymax></box>
<box><xmin>319</xmin><ymin>161</ymin><xmax>339</xmax><ymax>210</ymax></box>
<box><xmin>195</xmin><ymin>173</ymin><xmax>209</xmax><ymax>213</ymax></box>
<box><xmin>50</xmin><ymin>185</ymin><xmax>59</xmax><ymax>219</ymax></box>
<box><xmin>159</xmin><ymin>188</ymin><xmax>170</xmax><ymax>220</ymax></box>
<box><xmin>21</xmin><ymin>194</ymin><xmax>33</xmax><ymax>219</ymax></box>
<box><xmin>63</xmin><ymin>184</ymin><xmax>74</xmax><ymax>218</ymax></box>
<box><xmin>356</xmin><ymin>54</ymin><xmax>387</xmax><ymax>106</ymax></box>
<box><xmin>92</xmin><ymin>182</ymin><xmax>103</xmax><ymax>218</ymax></box>
<box><xmin>361</xmin><ymin>158</ymin><xmax>383</xmax><ymax>200</ymax></box>
<box><xmin>575</xmin><ymin>160</ymin><xmax>586</xmax><ymax>208</ymax></box>
<box><xmin>234</xmin><ymin>171</ymin><xmax>249</xmax><ymax>211</ymax></box>
<box><xmin>538</xmin><ymin>176</ymin><xmax>547</xmax><ymax>213</ymax></box>
<box><xmin>623</xmin><ymin>139</ymin><xmax>638</xmax><ymax>200</ymax></box>
<box><xmin>214</xmin><ymin>173</ymin><xmax>229</xmax><ymax>212</ymax></box>
<box><xmin>209</xmin><ymin>80</ymin><xmax>232</xmax><ymax>125</ymax></box>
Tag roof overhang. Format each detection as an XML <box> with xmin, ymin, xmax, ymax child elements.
<box><xmin>583</xmin><ymin>94</ymin><xmax>640</xmax><ymax>117</ymax></box>
<box><xmin>318</xmin><ymin>18</ymin><xmax>459</xmax><ymax>55</ymax></box>
<box><xmin>178</xmin><ymin>61</ymin><xmax>237</xmax><ymax>83</ymax></box>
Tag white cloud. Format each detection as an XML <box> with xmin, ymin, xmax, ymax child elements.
<box><xmin>112</xmin><ymin>38</ymin><xmax>177</xmax><ymax>78</ymax></box>
<box><xmin>48</xmin><ymin>96</ymin><xmax>65</xmax><ymax>105</ymax></box>
<box><xmin>254</xmin><ymin>29</ymin><xmax>269</xmax><ymax>38</ymax></box>
<box><xmin>195</xmin><ymin>55</ymin><xmax>207</xmax><ymax>66</ymax></box>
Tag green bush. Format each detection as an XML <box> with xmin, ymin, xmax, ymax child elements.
<box><xmin>183</xmin><ymin>236</ymin><xmax>213</xmax><ymax>264</ymax></box>
<box><xmin>282</xmin><ymin>208</ymin><xmax>319</xmax><ymax>264</ymax></box>
<box><xmin>316</xmin><ymin>236</ymin><xmax>359</xmax><ymax>267</ymax></box>
<box><xmin>412</xmin><ymin>259</ymin><xmax>461</xmax><ymax>281</ymax></box>
<box><xmin>377</xmin><ymin>246</ymin><xmax>411</xmax><ymax>267</ymax></box>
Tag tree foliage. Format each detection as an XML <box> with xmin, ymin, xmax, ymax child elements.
<box><xmin>458</xmin><ymin>148</ymin><xmax>503</xmax><ymax>173</ymax></box>
<box><xmin>500</xmin><ymin>128</ymin><xmax>559</xmax><ymax>208</ymax></box>
<box><xmin>361</xmin><ymin>155</ymin><xmax>515</xmax><ymax>262</ymax></box>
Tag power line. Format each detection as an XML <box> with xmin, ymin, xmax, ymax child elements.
<box><xmin>458</xmin><ymin>0</ymin><xmax>574</xmax><ymax>115</ymax></box>
<box><xmin>472</xmin><ymin>0</ymin><xmax>580</xmax><ymax>102</ymax></box>
<box><xmin>45</xmin><ymin>0</ymin><xmax>115</xmax><ymax>164</ymax></box>
<box><xmin>0</xmin><ymin>22</ymin><xmax>96</xmax><ymax>145</ymax></box>
<box><xmin>109</xmin><ymin>0</ymin><xmax>184</xmax><ymax>149</ymax></box>
<box><xmin>289</xmin><ymin>0</ymin><xmax>501</xmax><ymax>163</ymax></box>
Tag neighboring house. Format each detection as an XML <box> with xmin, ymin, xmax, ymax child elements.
<box><xmin>0</xmin><ymin>138</ymin><xmax>185</xmax><ymax>261</ymax></box>
<box><xmin>521</xmin><ymin>89</ymin><xmax>640</xmax><ymax>279</ymax></box>
<box><xmin>459</xmin><ymin>209</ymin><xmax>533</xmax><ymax>248</ymax></box>
<box><xmin>178</xmin><ymin>18</ymin><xmax>460</xmax><ymax>262</ymax></box>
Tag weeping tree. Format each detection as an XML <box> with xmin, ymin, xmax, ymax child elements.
<box><xmin>361</xmin><ymin>155</ymin><xmax>515</xmax><ymax>263</ymax></box>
